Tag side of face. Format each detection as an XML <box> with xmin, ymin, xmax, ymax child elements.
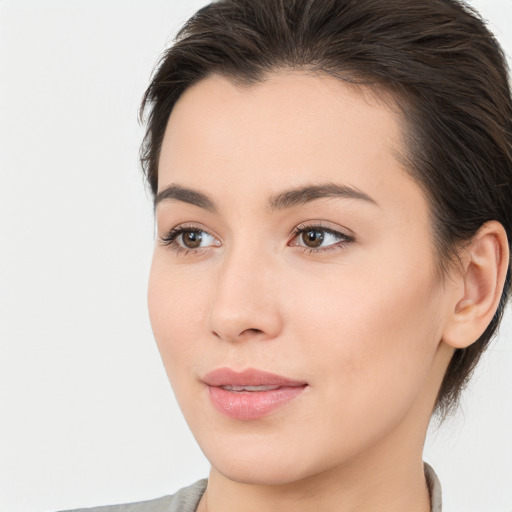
<box><xmin>148</xmin><ymin>72</ymin><xmax>456</xmax><ymax>485</ymax></box>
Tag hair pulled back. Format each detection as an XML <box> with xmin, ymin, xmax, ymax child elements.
<box><xmin>140</xmin><ymin>0</ymin><xmax>512</xmax><ymax>416</ymax></box>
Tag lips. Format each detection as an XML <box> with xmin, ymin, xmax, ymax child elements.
<box><xmin>203</xmin><ymin>368</ymin><xmax>307</xmax><ymax>420</ymax></box>
<box><xmin>220</xmin><ymin>384</ymin><xmax>282</xmax><ymax>392</ymax></box>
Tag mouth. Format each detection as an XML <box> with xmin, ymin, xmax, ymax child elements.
<box><xmin>219</xmin><ymin>384</ymin><xmax>284</xmax><ymax>392</ymax></box>
<box><xmin>202</xmin><ymin>368</ymin><xmax>308</xmax><ymax>420</ymax></box>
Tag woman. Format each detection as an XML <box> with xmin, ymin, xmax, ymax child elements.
<box><xmin>66</xmin><ymin>0</ymin><xmax>511</xmax><ymax>510</ymax></box>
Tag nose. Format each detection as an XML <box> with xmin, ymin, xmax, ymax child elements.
<box><xmin>208</xmin><ymin>247</ymin><xmax>283</xmax><ymax>343</ymax></box>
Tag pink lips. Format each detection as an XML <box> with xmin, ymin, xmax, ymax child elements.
<box><xmin>203</xmin><ymin>368</ymin><xmax>307</xmax><ymax>420</ymax></box>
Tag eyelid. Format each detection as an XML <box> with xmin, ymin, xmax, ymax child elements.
<box><xmin>293</xmin><ymin>220</ymin><xmax>354</xmax><ymax>236</ymax></box>
<box><xmin>159</xmin><ymin>223</ymin><xmax>221</xmax><ymax>254</ymax></box>
<box><xmin>288</xmin><ymin>221</ymin><xmax>355</xmax><ymax>252</ymax></box>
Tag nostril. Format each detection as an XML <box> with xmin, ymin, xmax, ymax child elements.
<box><xmin>211</xmin><ymin>327</ymin><xmax>264</xmax><ymax>341</ymax></box>
<box><xmin>239</xmin><ymin>328</ymin><xmax>264</xmax><ymax>337</ymax></box>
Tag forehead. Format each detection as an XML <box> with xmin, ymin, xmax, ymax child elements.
<box><xmin>162</xmin><ymin>72</ymin><xmax>404</xmax><ymax>165</ymax></box>
<box><xmin>158</xmin><ymin>72</ymin><xmax>426</xmax><ymax>222</ymax></box>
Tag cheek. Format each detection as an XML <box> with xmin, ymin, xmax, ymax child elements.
<box><xmin>147</xmin><ymin>254</ymin><xmax>210</xmax><ymax>380</ymax></box>
<box><xmin>286</xmin><ymin>252</ymin><xmax>443</xmax><ymax>410</ymax></box>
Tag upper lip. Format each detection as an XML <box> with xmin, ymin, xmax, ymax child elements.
<box><xmin>202</xmin><ymin>367</ymin><xmax>307</xmax><ymax>387</ymax></box>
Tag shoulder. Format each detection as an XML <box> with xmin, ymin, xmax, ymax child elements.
<box><xmin>59</xmin><ymin>479</ymin><xmax>207</xmax><ymax>512</ymax></box>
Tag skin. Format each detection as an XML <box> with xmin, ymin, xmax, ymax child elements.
<box><xmin>148</xmin><ymin>72</ymin><xmax>472</xmax><ymax>512</ymax></box>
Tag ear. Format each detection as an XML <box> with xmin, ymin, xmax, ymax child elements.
<box><xmin>442</xmin><ymin>221</ymin><xmax>509</xmax><ymax>349</ymax></box>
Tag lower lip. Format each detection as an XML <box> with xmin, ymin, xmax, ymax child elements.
<box><xmin>208</xmin><ymin>385</ymin><xmax>307</xmax><ymax>420</ymax></box>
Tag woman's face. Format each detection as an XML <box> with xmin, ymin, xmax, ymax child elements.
<box><xmin>148</xmin><ymin>73</ymin><xmax>454</xmax><ymax>484</ymax></box>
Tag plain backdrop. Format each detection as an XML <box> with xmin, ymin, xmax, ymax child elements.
<box><xmin>0</xmin><ymin>1</ymin><xmax>511</xmax><ymax>511</ymax></box>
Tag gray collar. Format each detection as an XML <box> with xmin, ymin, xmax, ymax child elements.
<box><xmin>425</xmin><ymin>462</ymin><xmax>443</xmax><ymax>512</ymax></box>
<box><xmin>186</xmin><ymin>464</ymin><xmax>443</xmax><ymax>512</ymax></box>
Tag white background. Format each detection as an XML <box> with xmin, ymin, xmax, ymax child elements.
<box><xmin>0</xmin><ymin>1</ymin><xmax>511</xmax><ymax>511</ymax></box>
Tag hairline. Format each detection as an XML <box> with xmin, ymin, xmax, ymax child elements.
<box><xmin>154</xmin><ymin>68</ymin><xmax>456</xmax><ymax>279</ymax></box>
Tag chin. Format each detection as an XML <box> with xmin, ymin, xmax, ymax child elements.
<box><xmin>200</xmin><ymin>433</ymin><xmax>337</xmax><ymax>487</ymax></box>
<box><xmin>214</xmin><ymin>458</ymin><xmax>311</xmax><ymax>486</ymax></box>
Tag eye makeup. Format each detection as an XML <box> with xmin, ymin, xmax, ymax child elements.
<box><xmin>158</xmin><ymin>220</ymin><xmax>355</xmax><ymax>257</ymax></box>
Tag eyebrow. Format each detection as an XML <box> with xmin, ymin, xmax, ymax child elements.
<box><xmin>154</xmin><ymin>184</ymin><xmax>216</xmax><ymax>212</ymax></box>
<box><xmin>154</xmin><ymin>182</ymin><xmax>377</xmax><ymax>212</ymax></box>
<box><xmin>267</xmin><ymin>183</ymin><xmax>378</xmax><ymax>210</ymax></box>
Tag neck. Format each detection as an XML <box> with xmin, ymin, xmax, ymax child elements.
<box><xmin>199</xmin><ymin>421</ymin><xmax>432</xmax><ymax>512</ymax></box>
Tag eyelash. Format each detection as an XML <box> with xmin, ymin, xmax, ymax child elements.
<box><xmin>290</xmin><ymin>223</ymin><xmax>355</xmax><ymax>253</ymax></box>
<box><xmin>159</xmin><ymin>223</ymin><xmax>355</xmax><ymax>255</ymax></box>
<box><xmin>159</xmin><ymin>224</ymin><xmax>216</xmax><ymax>255</ymax></box>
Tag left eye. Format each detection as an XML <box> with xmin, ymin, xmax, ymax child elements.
<box><xmin>290</xmin><ymin>227</ymin><xmax>350</xmax><ymax>250</ymax></box>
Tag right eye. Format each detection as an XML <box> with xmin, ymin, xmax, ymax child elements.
<box><xmin>160</xmin><ymin>226</ymin><xmax>221</xmax><ymax>253</ymax></box>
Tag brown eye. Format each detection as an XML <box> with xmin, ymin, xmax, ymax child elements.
<box><xmin>181</xmin><ymin>230</ymin><xmax>203</xmax><ymax>248</ymax></box>
<box><xmin>161</xmin><ymin>226</ymin><xmax>220</xmax><ymax>252</ymax></box>
<box><xmin>301</xmin><ymin>229</ymin><xmax>325</xmax><ymax>248</ymax></box>
<box><xmin>290</xmin><ymin>225</ymin><xmax>353</xmax><ymax>252</ymax></box>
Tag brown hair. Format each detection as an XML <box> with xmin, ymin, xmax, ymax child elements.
<box><xmin>140</xmin><ymin>0</ymin><xmax>512</xmax><ymax>417</ymax></box>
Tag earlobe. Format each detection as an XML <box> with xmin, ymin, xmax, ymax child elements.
<box><xmin>442</xmin><ymin>221</ymin><xmax>509</xmax><ymax>349</ymax></box>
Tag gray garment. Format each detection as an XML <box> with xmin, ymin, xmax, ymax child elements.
<box><xmin>425</xmin><ymin>462</ymin><xmax>443</xmax><ymax>512</ymax></box>
<box><xmin>60</xmin><ymin>480</ymin><xmax>207</xmax><ymax>512</ymax></box>
<box><xmin>62</xmin><ymin>463</ymin><xmax>442</xmax><ymax>511</ymax></box>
